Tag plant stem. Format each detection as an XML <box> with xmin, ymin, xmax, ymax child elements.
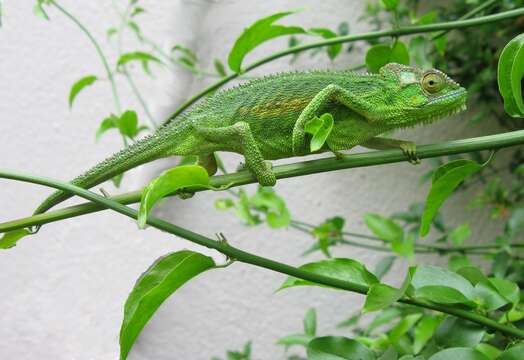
<box><xmin>113</xmin><ymin>1</ymin><xmax>157</xmax><ymax>128</ymax></box>
<box><xmin>50</xmin><ymin>0</ymin><xmax>121</xmax><ymax>113</ymax></box>
<box><xmin>1</xmin><ymin>169</ymin><xmax>523</xmax><ymax>338</ymax></box>
<box><xmin>2</xmin><ymin>129</ymin><xmax>524</xmax><ymax>233</ymax></box>
<box><xmin>161</xmin><ymin>7</ymin><xmax>524</xmax><ymax>126</ymax></box>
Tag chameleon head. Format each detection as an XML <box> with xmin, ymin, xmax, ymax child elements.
<box><xmin>375</xmin><ymin>63</ymin><xmax>467</xmax><ymax>128</ymax></box>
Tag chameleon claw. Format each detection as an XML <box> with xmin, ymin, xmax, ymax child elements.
<box><xmin>400</xmin><ymin>141</ymin><xmax>420</xmax><ymax>165</ymax></box>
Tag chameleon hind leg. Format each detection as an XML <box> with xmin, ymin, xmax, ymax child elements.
<box><xmin>362</xmin><ymin>137</ymin><xmax>420</xmax><ymax>164</ymax></box>
<box><xmin>292</xmin><ymin>84</ymin><xmax>368</xmax><ymax>155</ymax></box>
<box><xmin>195</xmin><ymin>122</ymin><xmax>276</xmax><ymax>186</ymax></box>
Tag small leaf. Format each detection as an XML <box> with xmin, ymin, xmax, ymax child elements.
<box><xmin>366</xmin><ymin>44</ymin><xmax>392</xmax><ymax>73</ymax></box>
<box><xmin>389</xmin><ymin>313</ymin><xmax>422</xmax><ymax>344</ymax></box>
<box><xmin>214</xmin><ymin>58</ymin><xmax>227</xmax><ymax>77</ymax></box>
<box><xmin>420</xmin><ymin>160</ymin><xmax>482</xmax><ymax>237</ymax></box>
<box><xmin>373</xmin><ymin>255</ymin><xmax>396</xmax><ymax>279</ymax></box>
<box><xmin>138</xmin><ymin>165</ymin><xmax>211</xmax><ymax>228</ymax></box>
<box><xmin>390</xmin><ymin>41</ymin><xmax>410</xmax><ymax>65</ymax></box>
<box><xmin>119</xmin><ymin>250</ymin><xmax>215</xmax><ymax>360</ymax></box>
<box><xmin>304</xmin><ymin>308</ymin><xmax>317</xmax><ymax>336</ymax></box>
<box><xmin>364</xmin><ymin>214</ymin><xmax>403</xmax><ymax>242</ymax></box>
<box><xmin>117</xmin><ymin>51</ymin><xmax>163</xmax><ymax>67</ymax></box>
<box><xmin>234</xmin><ymin>189</ymin><xmax>261</xmax><ymax>226</ymax></box>
<box><xmin>497</xmin><ymin>343</ymin><xmax>524</xmax><ymax>360</ymax></box>
<box><xmin>250</xmin><ymin>187</ymin><xmax>290</xmax><ymax>228</ymax></box>
<box><xmin>215</xmin><ymin>198</ymin><xmax>235</xmax><ymax>210</ymax></box>
<box><xmin>410</xmin><ymin>36</ymin><xmax>431</xmax><ymax>69</ymax></box>
<box><xmin>279</xmin><ymin>258</ymin><xmax>378</xmax><ymax>291</ymax></box>
<box><xmin>450</xmin><ymin>223</ymin><xmax>471</xmax><ymax>246</ymax></box>
<box><xmin>33</xmin><ymin>1</ymin><xmax>50</xmax><ymax>20</ymax></box>
<box><xmin>68</xmin><ymin>75</ymin><xmax>97</xmax><ymax>109</ymax></box>
<box><xmin>307</xmin><ymin>337</ymin><xmax>375</xmax><ymax>360</ymax></box>
<box><xmin>276</xmin><ymin>334</ymin><xmax>314</xmax><ymax>348</ymax></box>
<box><xmin>309</xmin><ymin>28</ymin><xmax>342</xmax><ymax>60</ymax></box>
<box><xmin>381</xmin><ymin>0</ymin><xmax>399</xmax><ymax>10</ymax></box>
<box><xmin>117</xmin><ymin>110</ymin><xmax>139</xmax><ymax>139</ymax></box>
<box><xmin>364</xmin><ymin>271</ymin><xmax>410</xmax><ymax>312</ymax></box>
<box><xmin>498</xmin><ymin>33</ymin><xmax>524</xmax><ymax>117</ymax></box>
<box><xmin>304</xmin><ymin>113</ymin><xmax>334</xmax><ymax>152</ymax></box>
<box><xmin>227</xmin><ymin>11</ymin><xmax>306</xmax><ymax>73</ymax></box>
<box><xmin>434</xmin><ymin>318</ymin><xmax>485</xmax><ymax>348</ymax></box>
<box><xmin>428</xmin><ymin>348</ymin><xmax>489</xmax><ymax>360</ymax></box>
<box><xmin>0</xmin><ymin>229</ymin><xmax>31</xmax><ymax>249</ymax></box>
<box><xmin>413</xmin><ymin>316</ymin><xmax>441</xmax><ymax>354</ymax></box>
<box><xmin>96</xmin><ymin>115</ymin><xmax>118</xmax><ymax>141</ymax></box>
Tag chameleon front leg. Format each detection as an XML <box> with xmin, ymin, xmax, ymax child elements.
<box><xmin>292</xmin><ymin>84</ymin><xmax>367</xmax><ymax>156</ymax></box>
<box><xmin>195</xmin><ymin>122</ymin><xmax>276</xmax><ymax>186</ymax></box>
<box><xmin>361</xmin><ymin>137</ymin><xmax>420</xmax><ymax>164</ymax></box>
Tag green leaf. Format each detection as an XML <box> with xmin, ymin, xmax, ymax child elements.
<box><xmin>389</xmin><ymin>313</ymin><xmax>422</xmax><ymax>344</ymax></box>
<box><xmin>420</xmin><ymin>160</ymin><xmax>482</xmax><ymax>237</ymax></box>
<box><xmin>365</xmin><ymin>41</ymin><xmax>409</xmax><ymax>73</ymax></box>
<box><xmin>138</xmin><ymin>165</ymin><xmax>211</xmax><ymax>228</ymax></box>
<box><xmin>117</xmin><ymin>51</ymin><xmax>163</xmax><ymax>67</ymax></box>
<box><xmin>304</xmin><ymin>308</ymin><xmax>317</xmax><ymax>336</ymax></box>
<box><xmin>409</xmin><ymin>36</ymin><xmax>431</xmax><ymax>68</ymax></box>
<box><xmin>235</xmin><ymin>189</ymin><xmax>261</xmax><ymax>226</ymax></box>
<box><xmin>474</xmin><ymin>281</ymin><xmax>508</xmax><ymax>311</ymax></box>
<box><xmin>0</xmin><ymin>229</ymin><xmax>31</xmax><ymax>249</ymax></box>
<box><xmin>366</xmin><ymin>44</ymin><xmax>391</xmax><ymax>73</ymax></box>
<box><xmin>304</xmin><ymin>113</ymin><xmax>334</xmax><ymax>152</ymax></box>
<box><xmin>497</xmin><ymin>33</ymin><xmax>524</xmax><ymax>117</ymax></box>
<box><xmin>497</xmin><ymin>343</ymin><xmax>524</xmax><ymax>360</ymax></box>
<box><xmin>434</xmin><ymin>318</ymin><xmax>485</xmax><ymax>348</ymax></box>
<box><xmin>309</xmin><ymin>28</ymin><xmax>342</xmax><ymax>60</ymax></box>
<box><xmin>215</xmin><ymin>198</ymin><xmax>235</xmax><ymax>210</ymax></box>
<box><xmin>279</xmin><ymin>258</ymin><xmax>378</xmax><ymax>291</ymax></box>
<box><xmin>227</xmin><ymin>11</ymin><xmax>306</xmax><ymax>73</ymax></box>
<box><xmin>363</xmin><ymin>284</ymin><xmax>400</xmax><ymax>313</ymax></box>
<box><xmin>117</xmin><ymin>110</ymin><xmax>139</xmax><ymax>139</ymax></box>
<box><xmin>277</xmin><ymin>334</ymin><xmax>314</xmax><ymax>348</ymax></box>
<box><xmin>449</xmin><ymin>256</ymin><xmax>472</xmax><ymax>272</ymax></box>
<box><xmin>429</xmin><ymin>348</ymin><xmax>489</xmax><ymax>360</ymax></box>
<box><xmin>307</xmin><ymin>337</ymin><xmax>375</xmax><ymax>360</ymax></box>
<box><xmin>392</xmin><ymin>232</ymin><xmax>414</xmax><ymax>259</ymax></box>
<box><xmin>119</xmin><ymin>250</ymin><xmax>215</xmax><ymax>360</ymax></box>
<box><xmin>373</xmin><ymin>255</ymin><xmax>396</xmax><ymax>279</ymax></box>
<box><xmin>68</xmin><ymin>75</ymin><xmax>97</xmax><ymax>109</ymax></box>
<box><xmin>34</xmin><ymin>0</ymin><xmax>50</xmax><ymax>20</ymax></box>
<box><xmin>381</xmin><ymin>0</ymin><xmax>399</xmax><ymax>10</ymax></box>
<box><xmin>450</xmin><ymin>223</ymin><xmax>471</xmax><ymax>246</ymax></box>
<box><xmin>413</xmin><ymin>316</ymin><xmax>441</xmax><ymax>354</ymax></box>
<box><xmin>475</xmin><ymin>343</ymin><xmax>502</xmax><ymax>360</ymax></box>
<box><xmin>250</xmin><ymin>187</ymin><xmax>290</xmax><ymax>228</ymax></box>
<box><xmin>96</xmin><ymin>115</ymin><xmax>118</xmax><ymax>141</ymax></box>
<box><xmin>214</xmin><ymin>58</ymin><xmax>227</xmax><ymax>77</ymax></box>
<box><xmin>489</xmin><ymin>278</ymin><xmax>520</xmax><ymax>306</ymax></box>
<box><xmin>411</xmin><ymin>265</ymin><xmax>476</xmax><ymax>305</ymax></box>
<box><xmin>364</xmin><ymin>214</ymin><xmax>403</xmax><ymax>242</ymax></box>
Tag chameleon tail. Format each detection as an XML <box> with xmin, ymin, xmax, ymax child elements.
<box><xmin>33</xmin><ymin>122</ymin><xmax>190</xmax><ymax>216</ymax></box>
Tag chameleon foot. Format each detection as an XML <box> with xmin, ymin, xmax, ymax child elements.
<box><xmin>257</xmin><ymin>161</ymin><xmax>276</xmax><ymax>186</ymax></box>
<box><xmin>400</xmin><ymin>141</ymin><xmax>420</xmax><ymax>165</ymax></box>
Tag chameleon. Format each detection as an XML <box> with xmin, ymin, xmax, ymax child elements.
<box><xmin>34</xmin><ymin>63</ymin><xmax>467</xmax><ymax>215</ymax></box>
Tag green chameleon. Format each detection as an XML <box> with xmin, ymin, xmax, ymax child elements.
<box><xmin>34</xmin><ymin>63</ymin><xmax>467</xmax><ymax>215</ymax></box>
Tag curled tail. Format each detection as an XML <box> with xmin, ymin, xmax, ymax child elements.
<box><xmin>34</xmin><ymin>122</ymin><xmax>191</xmax><ymax>216</ymax></box>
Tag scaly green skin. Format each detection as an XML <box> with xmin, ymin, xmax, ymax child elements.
<box><xmin>34</xmin><ymin>63</ymin><xmax>467</xmax><ymax>215</ymax></box>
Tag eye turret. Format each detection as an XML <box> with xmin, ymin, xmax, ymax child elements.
<box><xmin>422</xmin><ymin>72</ymin><xmax>445</xmax><ymax>94</ymax></box>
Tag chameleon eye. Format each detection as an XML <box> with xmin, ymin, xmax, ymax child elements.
<box><xmin>422</xmin><ymin>72</ymin><xmax>445</xmax><ymax>94</ymax></box>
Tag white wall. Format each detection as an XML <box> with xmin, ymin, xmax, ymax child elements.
<box><xmin>0</xmin><ymin>1</ymin><xmax>505</xmax><ymax>359</ymax></box>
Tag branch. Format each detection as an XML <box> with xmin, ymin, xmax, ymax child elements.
<box><xmin>1</xmin><ymin>169</ymin><xmax>523</xmax><ymax>338</ymax></box>
<box><xmin>1</xmin><ymin>130</ymin><xmax>524</xmax><ymax>233</ymax></box>
<box><xmin>162</xmin><ymin>7</ymin><xmax>524</xmax><ymax>125</ymax></box>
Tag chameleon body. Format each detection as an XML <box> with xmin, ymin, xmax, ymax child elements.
<box><xmin>34</xmin><ymin>63</ymin><xmax>467</xmax><ymax>215</ymax></box>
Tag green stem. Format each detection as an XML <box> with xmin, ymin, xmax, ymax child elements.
<box><xmin>2</xmin><ymin>129</ymin><xmax>524</xmax><ymax>233</ymax></box>
<box><xmin>50</xmin><ymin>0</ymin><xmax>121</xmax><ymax>113</ymax></box>
<box><xmin>113</xmin><ymin>1</ymin><xmax>157</xmax><ymax>128</ymax></box>
<box><xmin>162</xmin><ymin>7</ymin><xmax>524</xmax><ymax>125</ymax></box>
<box><xmin>1</xmin><ymin>169</ymin><xmax>523</xmax><ymax>338</ymax></box>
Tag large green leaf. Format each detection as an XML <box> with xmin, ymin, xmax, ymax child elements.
<box><xmin>227</xmin><ymin>11</ymin><xmax>305</xmax><ymax>73</ymax></box>
<box><xmin>68</xmin><ymin>75</ymin><xmax>97</xmax><ymax>109</ymax></box>
<box><xmin>497</xmin><ymin>33</ymin><xmax>524</xmax><ymax>117</ymax></box>
<box><xmin>429</xmin><ymin>347</ymin><xmax>489</xmax><ymax>360</ymax></box>
<box><xmin>413</xmin><ymin>316</ymin><xmax>441</xmax><ymax>354</ymax></box>
<box><xmin>307</xmin><ymin>336</ymin><xmax>376</xmax><ymax>360</ymax></box>
<box><xmin>279</xmin><ymin>258</ymin><xmax>378</xmax><ymax>290</ymax></box>
<box><xmin>420</xmin><ymin>160</ymin><xmax>482</xmax><ymax>237</ymax></box>
<box><xmin>0</xmin><ymin>229</ymin><xmax>31</xmax><ymax>249</ymax></box>
<box><xmin>138</xmin><ymin>165</ymin><xmax>211</xmax><ymax>228</ymax></box>
<box><xmin>119</xmin><ymin>250</ymin><xmax>215</xmax><ymax>360</ymax></box>
<box><xmin>365</xmin><ymin>41</ymin><xmax>409</xmax><ymax>73</ymax></box>
<box><xmin>434</xmin><ymin>318</ymin><xmax>485</xmax><ymax>348</ymax></box>
<box><xmin>497</xmin><ymin>343</ymin><xmax>524</xmax><ymax>360</ymax></box>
